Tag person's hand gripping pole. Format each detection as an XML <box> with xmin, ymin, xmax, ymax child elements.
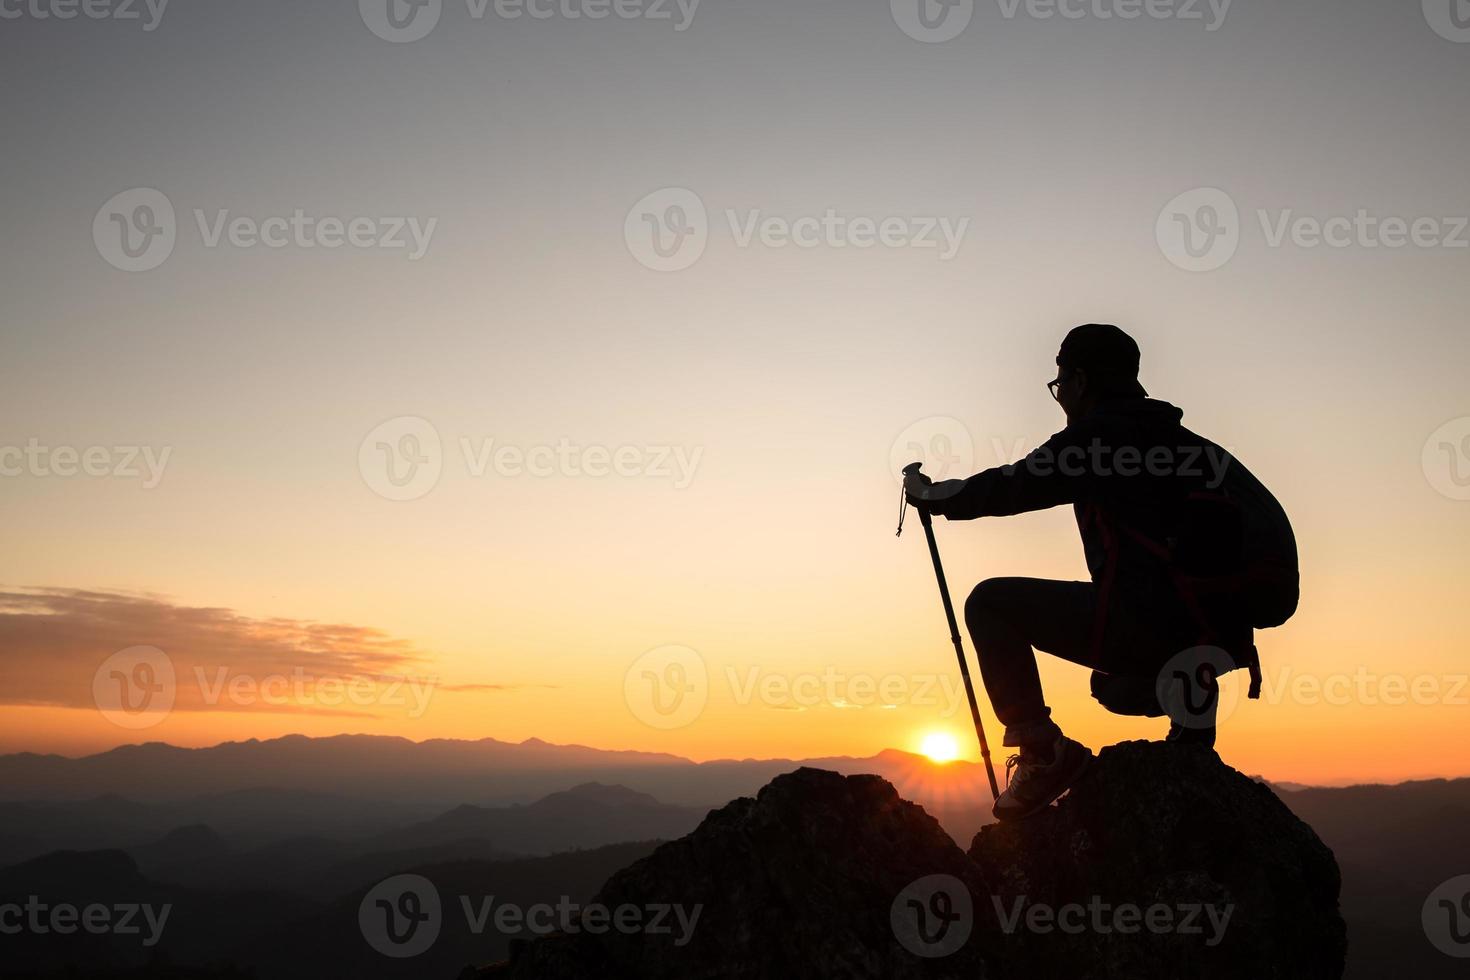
<box><xmin>898</xmin><ymin>462</ymin><xmax>1001</xmax><ymax>801</ymax></box>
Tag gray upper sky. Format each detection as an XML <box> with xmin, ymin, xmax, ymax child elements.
<box><xmin>1</xmin><ymin>0</ymin><xmax>1468</xmax><ymax>779</ymax></box>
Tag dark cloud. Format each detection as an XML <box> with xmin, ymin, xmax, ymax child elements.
<box><xmin>0</xmin><ymin>588</ymin><xmax>547</xmax><ymax>717</ymax></box>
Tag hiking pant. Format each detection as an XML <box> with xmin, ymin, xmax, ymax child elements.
<box><xmin>963</xmin><ymin>576</ymin><xmax>1198</xmax><ymax>748</ymax></box>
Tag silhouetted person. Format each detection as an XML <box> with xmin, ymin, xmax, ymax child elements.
<box><xmin>907</xmin><ymin>324</ymin><xmax>1297</xmax><ymax>820</ymax></box>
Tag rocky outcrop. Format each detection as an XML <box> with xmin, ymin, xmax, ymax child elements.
<box><xmin>476</xmin><ymin>743</ymin><xmax>1345</xmax><ymax>980</ymax></box>
<box><xmin>481</xmin><ymin>767</ymin><xmax>989</xmax><ymax>979</ymax></box>
<box><xmin>971</xmin><ymin>740</ymin><xmax>1347</xmax><ymax>979</ymax></box>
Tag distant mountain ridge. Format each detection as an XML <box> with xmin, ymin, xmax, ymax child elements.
<box><xmin>0</xmin><ymin>782</ymin><xmax>708</xmax><ymax>891</ymax></box>
<box><xmin>0</xmin><ymin>734</ymin><xmax>999</xmax><ymax>814</ymax></box>
<box><xmin>0</xmin><ymin>840</ymin><xmax>659</xmax><ymax>979</ymax></box>
<box><xmin>369</xmin><ymin>781</ymin><xmax>707</xmax><ymax>857</ymax></box>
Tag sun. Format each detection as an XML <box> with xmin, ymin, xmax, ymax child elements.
<box><xmin>919</xmin><ymin>731</ymin><xmax>960</xmax><ymax>764</ymax></box>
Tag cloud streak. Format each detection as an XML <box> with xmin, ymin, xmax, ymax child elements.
<box><xmin>0</xmin><ymin>588</ymin><xmax>544</xmax><ymax>717</ymax></box>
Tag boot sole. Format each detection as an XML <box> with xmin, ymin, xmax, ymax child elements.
<box><xmin>992</xmin><ymin>747</ymin><xmax>1093</xmax><ymax>823</ymax></box>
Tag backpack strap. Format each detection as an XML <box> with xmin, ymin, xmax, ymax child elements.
<box><xmin>1245</xmin><ymin>643</ymin><xmax>1262</xmax><ymax>700</ymax></box>
<box><xmin>1112</xmin><ymin>517</ymin><xmax>1264</xmax><ymax>700</ymax></box>
<box><xmin>1080</xmin><ymin>501</ymin><xmax>1119</xmax><ymax>664</ymax></box>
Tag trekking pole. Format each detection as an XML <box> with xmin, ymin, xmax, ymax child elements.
<box><xmin>898</xmin><ymin>463</ymin><xmax>1000</xmax><ymax>801</ymax></box>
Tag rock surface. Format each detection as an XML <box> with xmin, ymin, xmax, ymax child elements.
<box><xmin>481</xmin><ymin>767</ymin><xmax>989</xmax><ymax>979</ymax></box>
<box><xmin>476</xmin><ymin>743</ymin><xmax>1346</xmax><ymax>979</ymax></box>
<box><xmin>970</xmin><ymin>740</ymin><xmax>1347</xmax><ymax>980</ymax></box>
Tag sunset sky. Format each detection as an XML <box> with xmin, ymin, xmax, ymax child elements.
<box><xmin>1</xmin><ymin>0</ymin><xmax>1467</xmax><ymax>786</ymax></box>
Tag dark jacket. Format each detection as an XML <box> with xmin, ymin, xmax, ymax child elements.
<box><xmin>931</xmin><ymin>397</ymin><xmax>1297</xmax><ymax>635</ymax></box>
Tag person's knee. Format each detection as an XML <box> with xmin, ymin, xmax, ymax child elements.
<box><xmin>965</xmin><ymin>577</ymin><xmax>1019</xmax><ymax>635</ymax></box>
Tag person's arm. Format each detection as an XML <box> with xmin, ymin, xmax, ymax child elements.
<box><xmin>928</xmin><ymin>425</ymin><xmax>1091</xmax><ymax>520</ymax></box>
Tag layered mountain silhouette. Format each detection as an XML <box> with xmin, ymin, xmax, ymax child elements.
<box><xmin>0</xmin><ymin>847</ymin><xmax>319</xmax><ymax>976</ymax></box>
<box><xmin>0</xmin><ymin>842</ymin><xmax>657</xmax><ymax>980</ymax></box>
<box><xmin>132</xmin><ymin>783</ymin><xmax>697</xmax><ymax>900</ymax></box>
<box><xmin>480</xmin><ymin>743</ymin><xmax>1346</xmax><ymax>979</ymax></box>
<box><xmin>370</xmin><ymin>783</ymin><xmax>706</xmax><ymax>855</ymax></box>
<box><xmin>0</xmin><ymin>735</ymin><xmax>993</xmax><ymax>813</ymax></box>
<box><xmin>3</xmin><ymin>735</ymin><xmax>1465</xmax><ymax>977</ymax></box>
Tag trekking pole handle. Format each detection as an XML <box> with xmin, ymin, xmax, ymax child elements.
<box><xmin>896</xmin><ymin>462</ymin><xmax>928</xmax><ymax>537</ymax></box>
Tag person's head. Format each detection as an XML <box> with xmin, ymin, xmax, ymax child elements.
<box><xmin>1048</xmin><ymin>323</ymin><xmax>1148</xmax><ymax>423</ymax></box>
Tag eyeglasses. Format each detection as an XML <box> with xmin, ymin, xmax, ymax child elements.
<box><xmin>1047</xmin><ymin>377</ymin><xmax>1064</xmax><ymax>402</ymax></box>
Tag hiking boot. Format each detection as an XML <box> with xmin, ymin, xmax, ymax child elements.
<box><xmin>992</xmin><ymin>735</ymin><xmax>1092</xmax><ymax>822</ymax></box>
<box><xmin>1165</xmin><ymin>721</ymin><xmax>1217</xmax><ymax>749</ymax></box>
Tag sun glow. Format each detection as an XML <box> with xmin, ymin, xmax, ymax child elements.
<box><xmin>919</xmin><ymin>731</ymin><xmax>960</xmax><ymax>763</ymax></box>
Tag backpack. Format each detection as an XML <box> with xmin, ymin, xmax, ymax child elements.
<box><xmin>1115</xmin><ymin>449</ymin><xmax>1298</xmax><ymax>700</ymax></box>
<box><xmin>1175</xmin><ymin>452</ymin><xmax>1299</xmax><ymax>630</ymax></box>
